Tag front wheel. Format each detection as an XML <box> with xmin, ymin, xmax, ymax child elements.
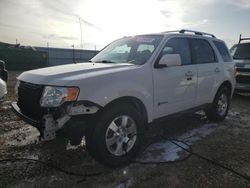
<box><xmin>85</xmin><ymin>104</ymin><xmax>144</xmax><ymax>166</ymax></box>
<box><xmin>205</xmin><ymin>86</ymin><xmax>230</xmax><ymax>122</ymax></box>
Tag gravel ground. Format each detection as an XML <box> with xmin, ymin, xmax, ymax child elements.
<box><xmin>1</xmin><ymin>73</ymin><xmax>250</xmax><ymax>187</ymax></box>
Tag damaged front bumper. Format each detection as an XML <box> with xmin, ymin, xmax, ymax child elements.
<box><xmin>12</xmin><ymin>102</ymin><xmax>41</xmax><ymax>127</ymax></box>
<box><xmin>11</xmin><ymin>101</ymin><xmax>100</xmax><ymax>142</ymax></box>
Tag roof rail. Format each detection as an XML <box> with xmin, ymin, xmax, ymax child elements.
<box><xmin>238</xmin><ymin>34</ymin><xmax>250</xmax><ymax>44</ymax></box>
<box><xmin>162</xmin><ymin>29</ymin><xmax>216</xmax><ymax>38</ymax></box>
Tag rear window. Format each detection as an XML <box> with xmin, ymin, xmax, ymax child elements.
<box><xmin>213</xmin><ymin>41</ymin><xmax>232</xmax><ymax>62</ymax></box>
<box><xmin>230</xmin><ymin>43</ymin><xmax>250</xmax><ymax>60</ymax></box>
<box><xmin>191</xmin><ymin>39</ymin><xmax>216</xmax><ymax>64</ymax></box>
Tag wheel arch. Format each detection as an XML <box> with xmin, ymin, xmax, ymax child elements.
<box><xmin>217</xmin><ymin>80</ymin><xmax>233</xmax><ymax>97</ymax></box>
<box><xmin>102</xmin><ymin>96</ymin><xmax>149</xmax><ymax>125</ymax></box>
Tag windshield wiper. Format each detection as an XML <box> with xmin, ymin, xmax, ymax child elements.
<box><xmin>101</xmin><ymin>60</ymin><xmax>117</xmax><ymax>63</ymax></box>
<box><xmin>93</xmin><ymin>60</ymin><xmax>137</xmax><ymax>64</ymax></box>
<box><xmin>95</xmin><ymin>60</ymin><xmax>117</xmax><ymax>64</ymax></box>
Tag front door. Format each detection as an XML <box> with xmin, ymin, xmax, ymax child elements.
<box><xmin>153</xmin><ymin>37</ymin><xmax>197</xmax><ymax>119</ymax></box>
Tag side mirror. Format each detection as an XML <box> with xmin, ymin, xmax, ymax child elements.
<box><xmin>157</xmin><ymin>54</ymin><xmax>181</xmax><ymax>68</ymax></box>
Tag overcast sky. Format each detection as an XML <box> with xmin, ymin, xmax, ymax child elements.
<box><xmin>0</xmin><ymin>0</ymin><xmax>250</xmax><ymax>50</ymax></box>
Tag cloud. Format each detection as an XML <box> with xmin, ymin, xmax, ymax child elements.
<box><xmin>79</xmin><ymin>18</ymin><xmax>101</xmax><ymax>30</ymax></box>
<box><xmin>159</xmin><ymin>0</ymin><xmax>210</xmax><ymax>31</ymax></box>
<box><xmin>183</xmin><ymin>19</ymin><xmax>209</xmax><ymax>28</ymax></box>
<box><xmin>41</xmin><ymin>34</ymin><xmax>78</xmax><ymax>40</ymax></box>
<box><xmin>160</xmin><ymin>10</ymin><xmax>172</xmax><ymax>17</ymax></box>
<box><xmin>38</xmin><ymin>0</ymin><xmax>100</xmax><ymax>29</ymax></box>
<box><xmin>0</xmin><ymin>22</ymin><xmax>17</xmax><ymax>29</ymax></box>
<box><xmin>228</xmin><ymin>0</ymin><xmax>250</xmax><ymax>8</ymax></box>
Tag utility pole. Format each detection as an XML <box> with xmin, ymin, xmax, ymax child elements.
<box><xmin>79</xmin><ymin>17</ymin><xmax>83</xmax><ymax>61</ymax></box>
<box><xmin>72</xmin><ymin>44</ymin><xmax>75</xmax><ymax>63</ymax></box>
<box><xmin>79</xmin><ymin>17</ymin><xmax>83</xmax><ymax>48</ymax></box>
<box><xmin>47</xmin><ymin>42</ymin><xmax>50</xmax><ymax>66</ymax></box>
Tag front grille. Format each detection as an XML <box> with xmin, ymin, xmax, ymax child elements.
<box><xmin>236</xmin><ymin>68</ymin><xmax>250</xmax><ymax>73</ymax></box>
<box><xmin>236</xmin><ymin>75</ymin><xmax>250</xmax><ymax>84</ymax></box>
<box><xmin>17</xmin><ymin>81</ymin><xmax>45</xmax><ymax>121</ymax></box>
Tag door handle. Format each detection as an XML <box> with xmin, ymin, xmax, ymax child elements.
<box><xmin>185</xmin><ymin>71</ymin><xmax>193</xmax><ymax>80</ymax></box>
<box><xmin>185</xmin><ymin>71</ymin><xmax>194</xmax><ymax>77</ymax></box>
<box><xmin>214</xmin><ymin>67</ymin><xmax>220</xmax><ymax>73</ymax></box>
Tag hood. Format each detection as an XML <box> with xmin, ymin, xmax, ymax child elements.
<box><xmin>18</xmin><ymin>62</ymin><xmax>135</xmax><ymax>86</ymax></box>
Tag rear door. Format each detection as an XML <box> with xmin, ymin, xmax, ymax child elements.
<box><xmin>153</xmin><ymin>37</ymin><xmax>198</xmax><ymax>119</ymax></box>
<box><xmin>190</xmin><ymin>38</ymin><xmax>221</xmax><ymax>105</ymax></box>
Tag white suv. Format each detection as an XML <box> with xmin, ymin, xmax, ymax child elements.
<box><xmin>12</xmin><ymin>30</ymin><xmax>235</xmax><ymax>166</ymax></box>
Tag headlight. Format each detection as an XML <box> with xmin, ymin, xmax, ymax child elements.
<box><xmin>40</xmin><ymin>86</ymin><xmax>79</xmax><ymax>107</ymax></box>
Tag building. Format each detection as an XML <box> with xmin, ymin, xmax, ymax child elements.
<box><xmin>0</xmin><ymin>41</ymin><xmax>99</xmax><ymax>70</ymax></box>
<box><xmin>36</xmin><ymin>47</ymin><xmax>98</xmax><ymax>67</ymax></box>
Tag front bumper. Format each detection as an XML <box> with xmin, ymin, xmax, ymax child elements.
<box><xmin>235</xmin><ymin>83</ymin><xmax>250</xmax><ymax>92</ymax></box>
<box><xmin>235</xmin><ymin>68</ymin><xmax>250</xmax><ymax>91</ymax></box>
<box><xmin>11</xmin><ymin>102</ymin><xmax>41</xmax><ymax>128</ymax></box>
<box><xmin>11</xmin><ymin>102</ymin><xmax>89</xmax><ymax>144</ymax></box>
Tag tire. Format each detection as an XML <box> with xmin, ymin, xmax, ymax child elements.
<box><xmin>85</xmin><ymin>103</ymin><xmax>144</xmax><ymax>167</ymax></box>
<box><xmin>205</xmin><ymin>86</ymin><xmax>230</xmax><ymax>122</ymax></box>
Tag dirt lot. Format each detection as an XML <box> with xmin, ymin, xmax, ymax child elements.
<box><xmin>1</xmin><ymin>72</ymin><xmax>250</xmax><ymax>187</ymax></box>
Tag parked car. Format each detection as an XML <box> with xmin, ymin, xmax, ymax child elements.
<box><xmin>230</xmin><ymin>35</ymin><xmax>250</xmax><ymax>92</ymax></box>
<box><xmin>0</xmin><ymin>60</ymin><xmax>8</xmax><ymax>99</ymax></box>
<box><xmin>12</xmin><ymin>30</ymin><xmax>235</xmax><ymax>166</ymax></box>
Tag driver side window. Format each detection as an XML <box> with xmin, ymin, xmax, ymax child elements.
<box><xmin>159</xmin><ymin>38</ymin><xmax>191</xmax><ymax>65</ymax></box>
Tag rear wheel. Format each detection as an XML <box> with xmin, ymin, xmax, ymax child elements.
<box><xmin>85</xmin><ymin>104</ymin><xmax>144</xmax><ymax>166</ymax></box>
<box><xmin>205</xmin><ymin>86</ymin><xmax>230</xmax><ymax>122</ymax></box>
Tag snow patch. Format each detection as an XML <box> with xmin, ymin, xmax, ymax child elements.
<box><xmin>115</xmin><ymin>178</ymin><xmax>133</xmax><ymax>188</ymax></box>
<box><xmin>227</xmin><ymin>110</ymin><xmax>240</xmax><ymax>119</ymax></box>
<box><xmin>1</xmin><ymin>126</ymin><xmax>40</xmax><ymax>146</ymax></box>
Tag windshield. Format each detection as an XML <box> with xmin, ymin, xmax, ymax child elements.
<box><xmin>91</xmin><ymin>35</ymin><xmax>163</xmax><ymax>65</ymax></box>
<box><xmin>230</xmin><ymin>43</ymin><xmax>250</xmax><ymax>59</ymax></box>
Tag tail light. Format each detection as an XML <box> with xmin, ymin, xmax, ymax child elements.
<box><xmin>233</xmin><ymin>65</ymin><xmax>238</xmax><ymax>77</ymax></box>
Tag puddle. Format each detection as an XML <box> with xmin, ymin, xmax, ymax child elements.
<box><xmin>137</xmin><ymin>110</ymin><xmax>241</xmax><ymax>163</ymax></box>
<box><xmin>137</xmin><ymin>123</ymin><xmax>217</xmax><ymax>163</ymax></box>
<box><xmin>179</xmin><ymin>123</ymin><xmax>217</xmax><ymax>144</ymax></box>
